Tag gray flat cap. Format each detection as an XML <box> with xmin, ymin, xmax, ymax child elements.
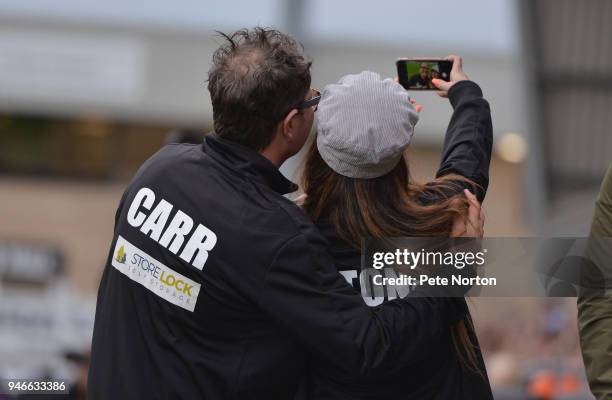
<box><xmin>316</xmin><ymin>71</ymin><xmax>419</xmax><ymax>179</ymax></box>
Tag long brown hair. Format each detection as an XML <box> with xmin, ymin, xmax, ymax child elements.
<box><xmin>301</xmin><ymin>138</ymin><xmax>482</xmax><ymax>374</ymax></box>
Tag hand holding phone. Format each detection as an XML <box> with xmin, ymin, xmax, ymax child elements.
<box><xmin>396</xmin><ymin>58</ymin><xmax>452</xmax><ymax>91</ymax></box>
<box><xmin>396</xmin><ymin>55</ymin><xmax>468</xmax><ymax>97</ymax></box>
<box><xmin>430</xmin><ymin>55</ymin><xmax>469</xmax><ymax>98</ymax></box>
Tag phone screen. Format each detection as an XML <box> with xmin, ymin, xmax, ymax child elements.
<box><xmin>396</xmin><ymin>59</ymin><xmax>452</xmax><ymax>90</ymax></box>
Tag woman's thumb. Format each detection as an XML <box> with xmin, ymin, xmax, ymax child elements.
<box><xmin>431</xmin><ymin>78</ymin><xmax>449</xmax><ymax>91</ymax></box>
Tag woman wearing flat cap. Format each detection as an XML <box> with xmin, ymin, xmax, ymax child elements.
<box><xmin>299</xmin><ymin>56</ymin><xmax>493</xmax><ymax>399</ymax></box>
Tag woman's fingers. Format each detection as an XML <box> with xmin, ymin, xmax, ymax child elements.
<box><xmin>450</xmin><ymin>214</ymin><xmax>467</xmax><ymax>237</ymax></box>
<box><xmin>464</xmin><ymin>190</ymin><xmax>480</xmax><ymax>220</ymax></box>
<box><xmin>409</xmin><ymin>98</ymin><xmax>423</xmax><ymax>113</ymax></box>
<box><xmin>434</xmin><ymin>55</ymin><xmax>468</xmax><ymax>97</ymax></box>
<box><xmin>463</xmin><ymin>189</ymin><xmax>484</xmax><ymax>237</ymax></box>
<box><xmin>465</xmin><ymin>207</ymin><xmax>481</xmax><ymax>236</ymax></box>
<box><xmin>463</xmin><ymin>189</ymin><xmax>480</xmax><ymax>208</ymax></box>
<box><xmin>431</xmin><ymin>79</ymin><xmax>450</xmax><ymax>97</ymax></box>
<box><xmin>451</xmin><ymin>190</ymin><xmax>485</xmax><ymax>238</ymax></box>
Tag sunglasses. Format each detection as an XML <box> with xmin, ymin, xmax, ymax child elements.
<box><xmin>295</xmin><ymin>88</ymin><xmax>321</xmax><ymax>112</ymax></box>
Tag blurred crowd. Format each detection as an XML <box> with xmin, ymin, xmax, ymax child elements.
<box><xmin>477</xmin><ymin>299</ymin><xmax>591</xmax><ymax>399</ymax></box>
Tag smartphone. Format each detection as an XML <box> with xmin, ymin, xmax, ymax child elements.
<box><xmin>396</xmin><ymin>58</ymin><xmax>452</xmax><ymax>90</ymax></box>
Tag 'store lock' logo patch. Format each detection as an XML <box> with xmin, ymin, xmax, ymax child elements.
<box><xmin>111</xmin><ymin>235</ymin><xmax>201</xmax><ymax>312</ymax></box>
<box><xmin>115</xmin><ymin>245</ymin><xmax>127</xmax><ymax>264</ymax></box>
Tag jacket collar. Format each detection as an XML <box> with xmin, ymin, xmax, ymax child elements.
<box><xmin>202</xmin><ymin>133</ymin><xmax>298</xmax><ymax>195</ymax></box>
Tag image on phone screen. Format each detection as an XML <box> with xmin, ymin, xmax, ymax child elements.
<box><xmin>396</xmin><ymin>59</ymin><xmax>452</xmax><ymax>91</ymax></box>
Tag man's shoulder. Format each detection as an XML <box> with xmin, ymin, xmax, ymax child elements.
<box><xmin>131</xmin><ymin>143</ymin><xmax>202</xmax><ymax>178</ymax></box>
<box><xmin>150</xmin><ymin>143</ymin><xmax>203</xmax><ymax>166</ymax></box>
<box><xmin>242</xmin><ymin>192</ymin><xmax>325</xmax><ymax>244</ymax></box>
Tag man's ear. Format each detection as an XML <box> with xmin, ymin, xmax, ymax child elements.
<box><xmin>281</xmin><ymin>109</ymin><xmax>300</xmax><ymax>143</ymax></box>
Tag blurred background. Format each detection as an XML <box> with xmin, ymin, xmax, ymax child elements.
<box><xmin>0</xmin><ymin>0</ymin><xmax>610</xmax><ymax>398</ymax></box>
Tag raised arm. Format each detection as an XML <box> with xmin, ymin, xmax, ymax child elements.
<box><xmin>432</xmin><ymin>56</ymin><xmax>493</xmax><ymax>202</ymax></box>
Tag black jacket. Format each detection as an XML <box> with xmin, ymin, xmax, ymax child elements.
<box><xmin>302</xmin><ymin>80</ymin><xmax>494</xmax><ymax>399</ymax></box>
<box><xmin>88</xmin><ymin>130</ymin><xmax>470</xmax><ymax>398</ymax></box>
